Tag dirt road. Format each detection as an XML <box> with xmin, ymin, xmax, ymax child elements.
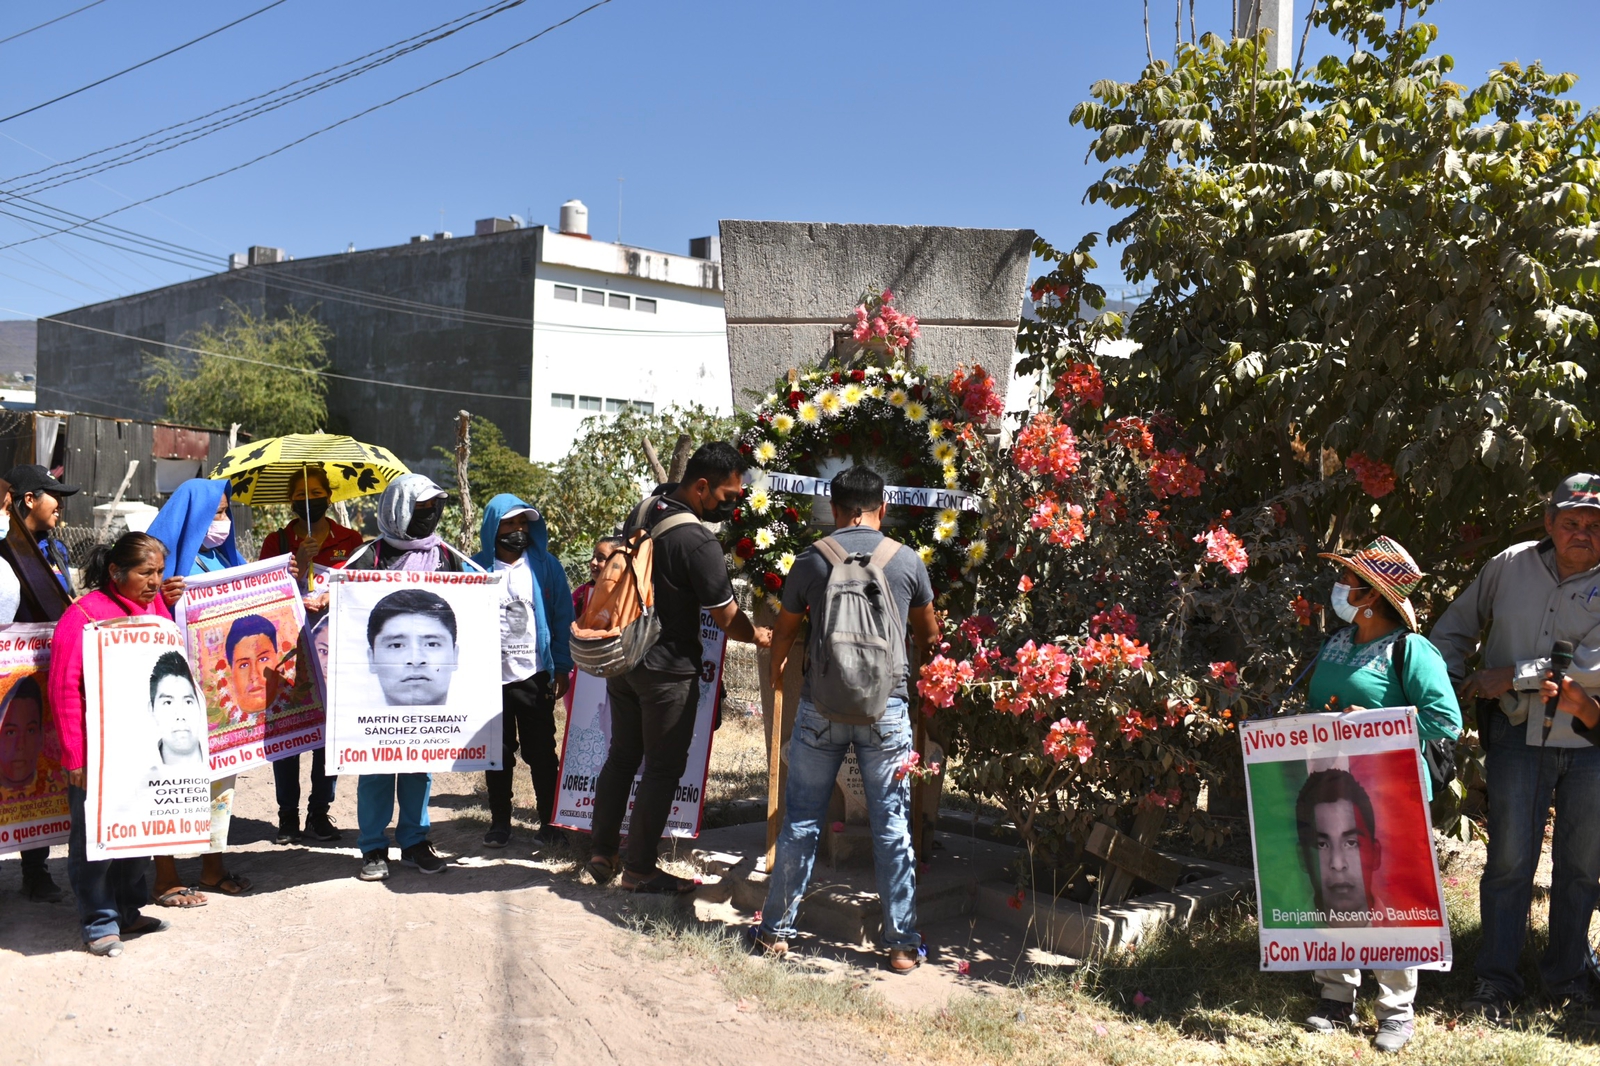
<box><xmin>1</xmin><ymin>768</ymin><xmax>880</xmax><ymax>1066</ymax></box>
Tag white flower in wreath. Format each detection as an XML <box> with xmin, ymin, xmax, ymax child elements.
<box><xmin>933</xmin><ymin>520</ymin><xmax>957</xmax><ymax>543</ymax></box>
<box><xmin>928</xmin><ymin>421</ymin><xmax>946</xmax><ymax>440</ymax></box>
<box><xmin>887</xmin><ymin>388</ymin><xmax>909</xmax><ymax>407</ymax></box>
<box><xmin>778</xmin><ymin>551</ymin><xmax>796</xmax><ymax>575</ymax></box>
<box><xmin>771</xmin><ymin>412</ymin><xmax>796</xmax><ymax>436</ymax></box>
<box><xmin>868</xmin><ymin>384</ymin><xmax>885</xmax><ymax>400</ymax></box>
<box><xmin>903</xmin><ymin>400</ymin><xmax>928</xmax><ymax>422</ymax></box>
<box><xmin>798</xmin><ymin>401</ymin><xmax>820</xmax><ymax>424</ymax></box>
<box><xmin>764</xmin><ymin>392</ymin><xmax>780</xmax><ymax>406</ymax></box>
<box><xmin>841</xmin><ymin>383</ymin><xmax>865</xmax><ymax>407</ymax></box>
<box><xmin>817</xmin><ymin>390</ymin><xmax>843</xmax><ymax>417</ymax></box>
<box><xmin>753</xmin><ymin>441</ymin><xmax>778</xmax><ymax>466</ymax></box>
<box><xmin>942</xmin><ymin>462</ymin><xmax>960</xmax><ymax>489</ymax></box>
<box><xmin>931</xmin><ymin>440</ymin><xmax>957</xmax><ymax>464</ymax></box>
<box><xmin>937</xmin><ymin>508</ymin><xmax>961</xmax><ymax>528</ymax></box>
<box><xmin>964</xmin><ymin>541</ymin><xmax>988</xmax><ymax>568</ymax></box>
<box><xmin>749</xmin><ymin>487</ymin><xmax>772</xmax><ymax>514</ymax></box>
<box><xmin>754</xmin><ymin>528</ymin><xmax>777</xmax><ymax>550</ymax></box>
<box><xmin>917</xmin><ymin>544</ymin><xmax>935</xmax><ymax>565</ymax></box>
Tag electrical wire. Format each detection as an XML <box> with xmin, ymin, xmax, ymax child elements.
<box><xmin>0</xmin><ymin>0</ymin><xmax>529</xmax><ymax>199</ymax></box>
<box><xmin>0</xmin><ymin>0</ymin><xmax>614</xmax><ymax>253</ymax></box>
<box><xmin>0</xmin><ymin>0</ymin><xmax>292</xmax><ymax>125</ymax></box>
<box><xmin>0</xmin><ymin>0</ymin><xmax>112</xmax><ymax>48</ymax></box>
<box><xmin>5</xmin><ymin>307</ymin><xmax>535</xmax><ymax>401</ymax></box>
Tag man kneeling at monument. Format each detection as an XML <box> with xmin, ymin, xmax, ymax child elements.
<box><xmin>754</xmin><ymin>466</ymin><xmax>940</xmax><ymax>972</ymax></box>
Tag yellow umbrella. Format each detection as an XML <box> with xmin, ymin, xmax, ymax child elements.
<box><xmin>209</xmin><ymin>432</ymin><xmax>410</xmax><ymax>505</ymax></box>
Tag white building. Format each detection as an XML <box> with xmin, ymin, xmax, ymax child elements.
<box><xmin>526</xmin><ymin>201</ymin><xmax>729</xmax><ymax>462</ymax></box>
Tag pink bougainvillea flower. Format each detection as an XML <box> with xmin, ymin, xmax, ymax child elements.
<box><xmin>1053</xmin><ymin>361</ymin><xmax>1105</xmax><ymax>409</ymax></box>
<box><xmin>918</xmin><ymin>654</ymin><xmax>976</xmax><ymax>709</ymax></box>
<box><xmin>1089</xmin><ymin>604</ymin><xmax>1139</xmax><ymax>639</ymax></box>
<box><xmin>1133</xmin><ymin>991</ymin><xmax>1151</xmax><ymax>1008</ymax></box>
<box><xmin>1017</xmin><ymin>574</ymin><xmax>1034</xmax><ymax>593</ymax></box>
<box><xmin>1194</xmin><ymin>525</ymin><xmax>1249</xmax><ymax>574</ymax></box>
<box><xmin>956</xmin><ymin>960</ymin><xmax>971</xmax><ymax>975</ymax></box>
<box><xmin>1104</xmin><ymin>415</ymin><xmax>1157</xmax><ymax>458</ymax></box>
<box><xmin>1044</xmin><ymin>716</ymin><xmax>1096</xmax><ymax>763</ymax></box>
<box><xmin>1147</xmin><ymin>449</ymin><xmax>1205</xmax><ymax>499</ymax></box>
<box><xmin>1079</xmin><ymin>634</ymin><xmax>1152</xmax><ymax>674</ymax></box>
<box><xmin>1292</xmin><ymin>594</ymin><xmax>1314</xmax><ymax>626</ymax></box>
<box><xmin>1013</xmin><ymin>412</ymin><xmax>1082</xmax><ymax>482</ymax></box>
<box><xmin>950</xmin><ymin>364</ymin><xmax>1005</xmax><ymax>422</ymax></box>
<box><xmin>1344</xmin><ymin>452</ymin><xmax>1396</xmax><ymax>499</ymax></box>
<box><xmin>1014</xmin><ymin>641</ymin><xmax>1075</xmax><ymax>701</ymax></box>
<box><xmin>1210</xmin><ymin>661</ymin><xmax>1239</xmax><ymax>689</ymax></box>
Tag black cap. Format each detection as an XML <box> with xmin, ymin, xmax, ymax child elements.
<box><xmin>3</xmin><ymin>464</ymin><xmax>80</xmax><ymax>498</ymax></box>
<box><xmin>1552</xmin><ymin>473</ymin><xmax>1600</xmax><ymax>511</ymax></box>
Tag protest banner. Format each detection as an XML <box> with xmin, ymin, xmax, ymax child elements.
<box><xmin>326</xmin><ymin>568</ymin><xmax>503</xmax><ymax>774</ymax></box>
<box><xmin>1241</xmin><ymin>706</ymin><xmax>1451</xmax><ymax>972</ymax></box>
<box><xmin>83</xmin><ymin>617</ymin><xmax>212</xmax><ymax>858</ymax></box>
<box><xmin>173</xmin><ymin>557</ymin><xmax>322</xmax><ymax>779</ymax></box>
<box><xmin>0</xmin><ymin>624</ymin><xmax>67</xmax><ymax>855</ymax></box>
<box><xmin>553</xmin><ymin>610</ymin><xmax>725</xmax><ymax>837</ymax></box>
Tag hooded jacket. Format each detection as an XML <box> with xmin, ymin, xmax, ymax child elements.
<box><xmin>344</xmin><ymin>474</ymin><xmax>467</xmax><ymax>572</ymax></box>
<box><xmin>474</xmin><ymin>493</ymin><xmax>572</xmax><ymax>677</ymax></box>
<box><xmin>147</xmin><ymin>478</ymin><xmax>247</xmax><ymax>578</ymax></box>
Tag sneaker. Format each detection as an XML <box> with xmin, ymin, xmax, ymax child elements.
<box><xmin>400</xmin><ymin>840</ymin><xmax>448</xmax><ymax>874</ymax></box>
<box><xmin>22</xmin><ymin>869</ymin><xmax>65</xmax><ymax>903</ymax></box>
<box><xmin>1462</xmin><ymin>978</ymin><xmax>1513</xmax><ymax>1023</ymax></box>
<box><xmin>1374</xmin><ymin>1018</ymin><xmax>1414</xmax><ymax>1053</ymax></box>
<box><xmin>358</xmin><ymin>851</ymin><xmax>390</xmax><ymax>882</ymax></box>
<box><xmin>1304</xmin><ymin>997</ymin><xmax>1356</xmax><ymax>1032</ymax></box>
<box><xmin>532</xmin><ymin>823</ymin><xmax>565</xmax><ymax>846</ymax></box>
<box><xmin>303</xmin><ymin>812</ymin><xmax>341</xmax><ymax>842</ymax></box>
<box><xmin>276</xmin><ymin>818</ymin><xmax>302</xmax><ymax>845</ymax></box>
<box><xmin>482</xmin><ymin>825</ymin><xmax>511</xmax><ymax>849</ymax></box>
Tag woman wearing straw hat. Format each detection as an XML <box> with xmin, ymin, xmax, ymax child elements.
<box><xmin>1301</xmin><ymin>536</ymin><xmax>1463</xmax><ymax>1053</ymax></box>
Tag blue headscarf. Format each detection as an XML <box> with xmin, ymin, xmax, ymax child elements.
<box><xmin>147</xmin><ymin>478</ymin><xmax>246</xmax><ymax>579</ymax></box>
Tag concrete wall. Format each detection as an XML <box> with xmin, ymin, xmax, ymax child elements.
<box><xmin>718</xmin><ymin>220</ymin><xmax>1034</xmax><ymax>410</ymax></box>
<box><xmin>37</xmin><ymin>230</ymin><xmax>543</xmax><ymax>480</ymax></box>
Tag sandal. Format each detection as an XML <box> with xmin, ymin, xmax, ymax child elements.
<box><xmin>122</xmin><ymin>915</ymin><xmax>170</xmax><ymax>938</ymax></box>
<box><xmin>619</xmin><ymin>869</ymin><xmax>699</xmax><ymax>895</ymax></box>
<box><xmin>586</xmin><ymin>854</ymin><xmax>620</xmax><ymax>886</ymax></box>
<box><xmin>86</xmin><ymin>935</ymin><xmax>123</xmax><ymax>957</ymax></box>
<box><xmin>198</xmin><ymin>872</ymin><xmax>253</xmax><ymax>896</ymax></box>
<box><xmin>155</xmin><ymin>886</ymin><xmax>208</xmax><ymax>908</ymax></box>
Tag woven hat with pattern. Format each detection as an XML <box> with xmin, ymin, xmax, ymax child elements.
<box><xmin>1318</xmin><ymin>535</ymin><xmax>1424</xmax><ymax>632</ymax></box>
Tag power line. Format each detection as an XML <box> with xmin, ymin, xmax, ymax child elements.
<box><xmin>0</xmin><ymin>0</ymin><xmax>615</xmax><ymax>253</ymax></box>
<box><xmin>0</xmin><ymin>0</ymin><xmax>292</xmax><ymax>125</ymax></box>
<box><xmin>0</xmin><ymin>0</ymin><xmax>529</xmax><ymax>199</ymax></box>
<box><xmin>7</xmin><ymin>307</ymin><xmax>534</xmax><ymax>401</ymax></box>
<box><xmin>0</xmin><ymin>0</ymin><xmax>112</xmax><ymax>48</ymax></box>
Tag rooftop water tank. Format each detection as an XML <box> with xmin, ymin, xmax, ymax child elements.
<box><xmin>559</xmin><ymin>199</ymin><xmax>589</xmax><ymax>237</ymax></box>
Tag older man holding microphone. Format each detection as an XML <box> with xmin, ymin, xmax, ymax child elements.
<box><xmin>1430</xmin><ymin>474</ymin><xmax>1600</xmax><ymax>1024</ymax></box>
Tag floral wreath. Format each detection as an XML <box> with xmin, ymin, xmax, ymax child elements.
<box><xmin>728</xmin><ymin>290</ymin><xmax>1003</xmax><ymax>607</ymax></box>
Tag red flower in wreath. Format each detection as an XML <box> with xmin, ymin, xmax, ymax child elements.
<box><xmin>763</xmin><ymin>573</ymin><xmax>783</xmax><ymax>592</ymax></box>
<box><xmin>735</xmin><ymin>538</ymin><xmax>756</xmax><ymax>559</ymax></box>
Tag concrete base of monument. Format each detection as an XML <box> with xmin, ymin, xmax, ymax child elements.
<box><xmin>688</xmin><ymin>820</ymin><xmax>1253</xmax><ymax>956</ymax></box>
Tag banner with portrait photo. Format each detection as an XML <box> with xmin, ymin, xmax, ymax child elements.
<box><xmin>1241</xmin><ymin>706</ymin><xmax>1451</xmax><ymax>972</ymax></box>
<box><xmin>553</xmin><ymin>611</ymin><xmax>726</xmax><ymax>837</ymax></box>
<box><xmin>83</xmin><ymin>617</ymin><xmax>212</xmax><ymax>859</ymax></box>
<box><xmin>0</xmin><ymin>624</ymin><xmax>67</xmax><ymax>855</ymax></box>
<box><xmin>326</xmin><ymin>569</ymin><xmax>503</xmax><ymax>774</ymax></box>
<box><xmin>173</xmin><ymin>557</ymin><xmax>323</xmax><ymax>779</ymax></box>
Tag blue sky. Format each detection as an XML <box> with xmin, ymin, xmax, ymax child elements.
<box><xmin>0</xmin><ymin>0</ymin><xmax>1592</xmax><ymax>318</ymax></box>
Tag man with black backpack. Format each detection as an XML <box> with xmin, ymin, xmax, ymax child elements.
<box><xmin>586</xmin><ymin>442</ymin><xmax>770</xmax><ymax>894</ymax></box>
<box><xmin>753</xmin><ymin>466</ymin><xmax>940</xmax><ymax>972</ymax></box>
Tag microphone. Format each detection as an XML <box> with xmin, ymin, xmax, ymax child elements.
<box><xmin>1543</xmin><ymin>640</ymin><xmax>1575</xmax><ymax>741</ymax></box>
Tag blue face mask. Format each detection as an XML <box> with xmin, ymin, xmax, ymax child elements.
<box><xmin>1331</xmin><ymin>583</ymin><xmax>1360</xmax><ymax>623</ymax></box>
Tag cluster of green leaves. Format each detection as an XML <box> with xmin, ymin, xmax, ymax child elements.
<box><xmin>1046</xmin><ymin>0</ymin><xmax>1600</xmax><ymax>589</ymax></box>
<box><xmin>143</xmin><ymin>304</ymin><xmax>331</xmax><ymax>439</ymax></box>
<box><xmin>446</xmin><ymin>405</ymin><xmax>737</xmax><ymax>563</ymax></box>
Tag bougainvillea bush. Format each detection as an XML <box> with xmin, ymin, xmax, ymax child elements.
<box><xmin>920</xmin><ymin>243</ymin><xmax>1331</xmax><ymax>874</ymax></box>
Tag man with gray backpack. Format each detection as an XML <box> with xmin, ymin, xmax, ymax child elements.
<box><xmin>754</xmin><ymin>466</ymin><xmax>941</xmax><ymax>971</ymax></box>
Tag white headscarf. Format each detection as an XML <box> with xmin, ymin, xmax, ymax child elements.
<box><xmin>375</xmin><ymin>473</ymin><xmax>447</xmax><ymax>570</ymax></box>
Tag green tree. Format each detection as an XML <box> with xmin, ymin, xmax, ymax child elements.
<box><xmin>1036</xmin><ymin>0</ymin><xmax>1600</xmax><ymax>583</ymax></box>
<box><xmin>143</xmin><ymin>305</ymin><xmax>332</xmax><ymax>438</ymax></box>
<box><xmin>448</xmin><ymin>404</ymin><xmax>737</xmax><ymax>561</ymax></box>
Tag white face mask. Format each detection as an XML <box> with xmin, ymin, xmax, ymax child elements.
<box><xmin>1330</xmin><ymin>582</ymin><xmax>1360</xmax><ymax>623</ymax></box>
<box><xmin>202</xmin><ymin>517</ymin><xmax>232</xmax><ymax>549</ymax></box>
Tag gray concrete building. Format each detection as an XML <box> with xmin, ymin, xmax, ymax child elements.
<box><xmin>37</xmin><ymin>208</ymin><xmax>726</xmax><ymax>476</ymax></box>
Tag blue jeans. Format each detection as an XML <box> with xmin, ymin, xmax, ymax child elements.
<box><xmin>758</xmin><ymin>698</ymin><xmax>919</xmax><ymax>950</ymax></box>
<box><xmin>272</xmin><ymin>746</ymin><xmax>337</xmax><ymax>823</ymax></box>
<box><xmin>356</xmin><ymin>773</ymin><xmax>432</xmax><ymax>856</ymax></box>
<box><xmin>66</xmin><ymin>785</ymin><xmax>150</xmax><ymax>942</ymax></box>
<box><xmin>1477</xmin><ymin>709</ymin><xmax>1600</xmax><ymax>997</ymax></box>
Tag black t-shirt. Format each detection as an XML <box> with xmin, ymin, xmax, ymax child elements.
<box><xmin>632</xmin><ymin>491</ymin><xmax>733</xmax><ymax>676</ymax></box>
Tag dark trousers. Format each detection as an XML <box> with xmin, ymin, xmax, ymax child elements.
<box><xmin>590</xmin><ymin>666</ymin><xmax>699</xmax><ymax>876</ymax></box>
<box><xmin>20</xmin><ymin>846</ymin><xmax>48</xmax><ymax>877</ymax></box>
<box><xmin>272</xmin><ymin>746</ymin><xmax>337</xmax><ymax>824</ymax></box>
<box><xmin>66</xmin><ymin>785</ymin><xmax>149</xmax><ymax>942</ymax></box>
<box><xmin>486</xmin><ymin>672</ymin><xmax>561</xmax><ymax>827</ymax></box>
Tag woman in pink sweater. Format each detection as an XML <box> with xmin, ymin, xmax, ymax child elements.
<box><xmin>49</xmin><ymin>532</ymin><xmax>185</xmax><ymax>956</ymax></box>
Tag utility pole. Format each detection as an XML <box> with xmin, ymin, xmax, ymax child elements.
<box><xmin>1234</xmin><ymin>0</ymin><xmax>1294</xmax><ymax>70</ymax></box>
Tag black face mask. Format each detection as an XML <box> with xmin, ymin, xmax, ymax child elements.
<box><xmin>298</xmin><ymin>498</ymin><xmax>330</xmax><ymax>526</ymax></box>
<box><xmin>406</xmin><ymin>505</ymin><xmax>442</xmax><ymax>539</ymax></box>
<box><xmin>702</xmin><ymin>496</ymin><xmax>737</xmax><ymax>523</ymax></box>
<box><xmin>496</xmin><ymin>530</ymin><xmax>531</xmax><ymax>554</ymax></box>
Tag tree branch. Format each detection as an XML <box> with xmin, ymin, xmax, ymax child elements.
<box><xmin>641</xmin><ymin>434</ymin><xmax>668</xmax><ymax>485</ymax></box>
